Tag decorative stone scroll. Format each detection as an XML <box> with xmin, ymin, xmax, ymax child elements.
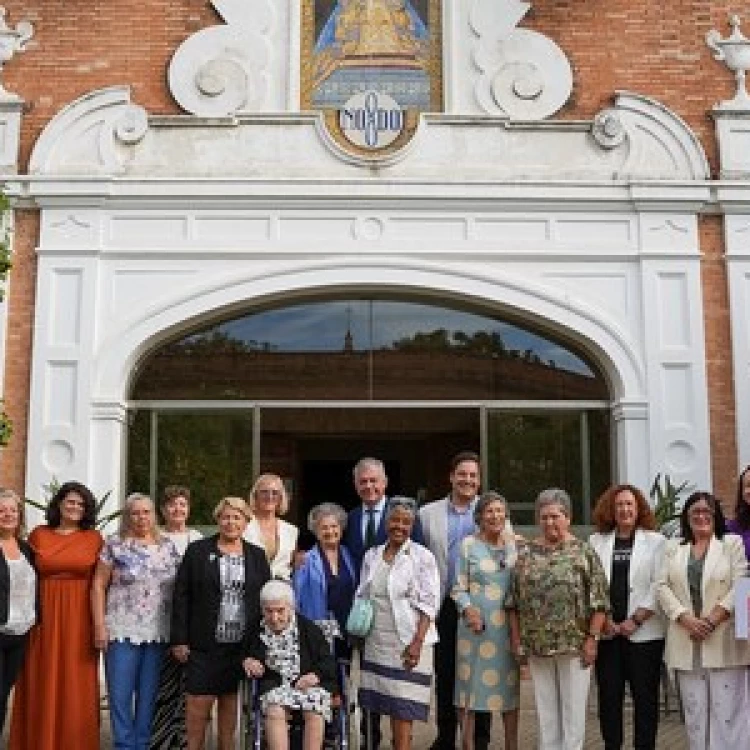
<box><xmin>28</xmin><ymin>86</ymin><xmax>148</xmax><ymax>175</ymax></box>
<box><xmin>168</xmin><ymin>0</ymin><xmax>274</xmax><ymax>117</ymax></box>
<box><xmin>0</xmin><ymin>7</ymin><xmax>33</xmax><ymax>102</ymax></box>
<box><xmin>0</xmin><ymin>7</ymin><xmax>33</xmax><ymax>171</ymax></box>
<box><xmin>469</xmin><ymin>0</ymin><xmax>573</xmax><ymax>120</ymax></box>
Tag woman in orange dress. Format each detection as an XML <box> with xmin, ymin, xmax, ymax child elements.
<box><xmin>9</xmin><ymin>480</ymin><xmax>103</xmax><ymax>750</ymax></box>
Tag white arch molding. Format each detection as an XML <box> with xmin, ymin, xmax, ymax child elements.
<box><xmin>59</xmin><ymin>262</ymin><xmax>650</xmax><ymax>516</ymax></box>
<box><xmin>96</xmin><ymin>262</ymin><xmax>643</xmax><ymax>401</ymax></box>
<box><xmin>20</xmin><ymin>84</ymin><xmax>713</xmax><ymax>521</ymax></box>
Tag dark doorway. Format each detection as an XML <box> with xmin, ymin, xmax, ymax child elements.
<box><xmin>300</xmin><ymin>458</ymin><xmax>403</xmax><ymax>514</ymax></box>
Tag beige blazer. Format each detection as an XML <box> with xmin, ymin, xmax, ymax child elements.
<box><xmin>243</xmin><ymin>517</ymin><xmax>298</xmax><ymax>581</ymax></box>
<box><xmin>656</xmin><ymin>534</ymin><xmax>750</xmax><ymax>671</ymax></box>
<box><xmin>589</xmin><ymin>528</ymin><xmax>666</xmax><ymax>642</ymax></box>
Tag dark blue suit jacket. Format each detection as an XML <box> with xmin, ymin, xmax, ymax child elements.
<box><xmin>344</xmin><ymin>500</ymin><xmax>425</xmax><ymax>575</ymax></box>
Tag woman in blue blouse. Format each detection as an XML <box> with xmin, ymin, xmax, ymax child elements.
<box><xmin>293</xmin><ymin>503</ymin><xmax>355</xmax><ymax>658</ymax></box>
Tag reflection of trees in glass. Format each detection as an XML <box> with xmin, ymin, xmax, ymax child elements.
<box><xmin>132</xmin><ymin>297</ymin><xmax>607</xmax><ymax>401</ymax></box>
<box><xmin>156</xmin><ymin>414</ymin><xmax>253</xmax><ymax>525</ymax></box>
<box><xmin>126</xmin><ymin>412</ymin><xmax>253</xmax><ymax>526</ymax></box>
<box><xmin>391</xmin><ymin>328</ymin><xmax>507</xmax><ymax>354</ymax></box>
<box><xmin>126</xmin><ymin>410</ymin><xmax>151</xmax><ymax>503</ymax></box>
<box><xmin>166</xmin><ymin>330</ymin><xmax>276</xmax><ymax>355</ymax></box>
<box><xmin>486</xmin><ymin>410</ymin><xmax>611</xmax><ymax>527</ymax></box>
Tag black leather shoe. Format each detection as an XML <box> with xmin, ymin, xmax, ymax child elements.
<box><xmin>429</xmin><ymin>739</ymin><xmax>456</xmax><ymax>750</ymax></box>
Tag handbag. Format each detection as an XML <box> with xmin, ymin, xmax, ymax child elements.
<box><xmin>346</xmin><ymin>598</ymin><xmax>374</xmax><ymax>638</ymax></box>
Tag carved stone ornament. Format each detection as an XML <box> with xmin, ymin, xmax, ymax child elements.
<box><xmin>168</xmin><ymin>0</ymin><xmax>273</xmax><ymax>117</ymax></box>
<box><xmin>29</xmin><ymin>87</ymin><xmax>149</xmax><ymax>175</ymax></box>
<box><xmin>470</xmin><ymin>0</ymin><xmax>573</xmax><ymax>120</ymax></box>
<box><xmin>0</xmin><ymin>6</ymin><xmax>33</xmax><ymax>102</ymax></box>
<box><xmin>590</xmin><ymin>92</ymin><xmax>709</xmax><ymax>180</ymax></box>
<box><xmin>591</xmin><ymin>110</ymin><xmax>627</xmax><ymax>149</ymax></box>
<box><xmin>707</xmin><ymin>15</ymin><xmax>750</xmax><ymax>109</ymax></box>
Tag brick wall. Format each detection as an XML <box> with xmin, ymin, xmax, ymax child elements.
<box><xmin>0</xmin><ymin>0</ymin><xmax>741</xmax><ymax>497</ymax></box>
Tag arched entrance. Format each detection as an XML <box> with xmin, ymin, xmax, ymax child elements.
<box><xmin>126</xmin><ymin>295</ymin><xmax>612</xmax><ymax>530</ymax></box>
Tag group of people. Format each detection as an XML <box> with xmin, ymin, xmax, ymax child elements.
<box><xmin>0</xmin><ymin>458</ymin><xmax>750</xmax><ymax>750</ymax></box>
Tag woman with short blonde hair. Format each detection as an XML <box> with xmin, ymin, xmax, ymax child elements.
<box><xmin>244</xmin><ymin>475</ymin><xmax>298</xmax><ymax>581</ymax></box>
<box><xmin>172</xmin><ymin>497</ymin><xmax>271</xmax><ymax>749</ymax></box>
<box><xmin>214</xmin><ymin>496</ymin><xmax>251</xmax><ymax>522</ymax></box>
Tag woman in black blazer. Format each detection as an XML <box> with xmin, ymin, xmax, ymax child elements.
<box><xmin>0</xmin><ymin>489</ymin><xmax>37</xmax><ymax>734</ymax></box>
<box><xmin>171</xmin><ymin>496</ymin><xmax>270</xmax><ymax>750</ymax></box>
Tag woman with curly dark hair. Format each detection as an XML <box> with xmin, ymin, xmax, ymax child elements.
<box><xmin>9</xmin><ymin>481</ymin><xmax>103</xmax><ymax>750</ymax></box>
<box><xmin>727</xmin><ymin>465</ymin><xmax>750</xmax><ymax>560</ymax></box>
<box><xmin>589</xmin><ymin>484</ymin><xmax>666</xmax><ymax>750</ymax></box>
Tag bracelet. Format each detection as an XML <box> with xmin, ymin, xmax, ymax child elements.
<box><xmin>631</xmin><ymin>616</ymin><xmax>643</xmax><ymax>628</ymax></box>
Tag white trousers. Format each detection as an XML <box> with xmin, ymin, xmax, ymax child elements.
<box><xmin>677</xmin><ymin>667</ymin><xmax>750</xmax><ymax>750</ymax></box>
<box><xmin>528</xmin><ymin>653</ymin><xmax>591</xmax><ymax>750</ymax></box>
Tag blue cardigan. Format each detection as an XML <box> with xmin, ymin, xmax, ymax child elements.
<box><xmin>293</xmin><ymin>544</ymin><xmax>356</xmax><ymax>622</ymax></box>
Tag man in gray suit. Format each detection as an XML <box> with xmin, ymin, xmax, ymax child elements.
<box><xmin>419</xmin><ymin>451</ymin><xmax>492</xmax><ymax>750</ymax></box>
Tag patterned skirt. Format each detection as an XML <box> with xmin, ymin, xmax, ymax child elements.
<box><xmin>261</xmin><ymin>684</ymin><xmax>332</xmax><ymax>722</ymax></box>
<box><xmin>149</xmin><ymin>652</ymin><xmax>187</xmax><ymax>750</ymax></box>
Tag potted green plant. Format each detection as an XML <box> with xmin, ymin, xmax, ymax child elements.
<box><xmin>25</xmin><ymin>477</ymin><xmax>121</xmax><ymax>530</ymax></box>
<box><xmin>650</xmin><ymin>473</ymin><xmax>691</xmax><ymax>538</ymax></box>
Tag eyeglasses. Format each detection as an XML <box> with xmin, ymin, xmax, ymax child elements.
<box><xmin>688</xmin><ymin>508</ymin><xmax>714</xmax><ymax>518</ymax></box>
<box><xmin>256</xmin><ymin>489</ymin><xmax>282</xmax><ymax>498</ymax></box>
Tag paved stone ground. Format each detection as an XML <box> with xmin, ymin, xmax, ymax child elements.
<box><xmin>5</xmin><ymin>675</ymin><xmax>688</xmax><ymax>748</ymax></box>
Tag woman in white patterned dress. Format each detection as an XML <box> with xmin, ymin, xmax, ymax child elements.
<box><xmin>244</xmin><ymin>580</ymin><xmax>337</xmax><ymax>750</ymax></box>
<box><xmin>354</xmin><ymin>496</ymin><xmax>440</xmax><ymax>750</ymax></box>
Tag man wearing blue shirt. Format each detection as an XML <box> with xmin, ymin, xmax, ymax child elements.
<box><xmin>419</xmin><ymin>451</ymin><xmax>492</xmax><ymax>750</ymax></box>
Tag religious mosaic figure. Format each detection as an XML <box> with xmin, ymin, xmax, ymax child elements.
<box><xmin>312</xmin><ymin>0</ymin><xmax>431</xmax><ymax>108</ymax></box>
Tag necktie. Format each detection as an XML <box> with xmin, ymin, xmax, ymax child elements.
<box><xmin>365</xmin><ymin>508</ymin><xmax>377</xmax><ymax>549</ymax></box>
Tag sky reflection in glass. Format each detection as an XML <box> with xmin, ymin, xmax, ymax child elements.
<box><xmin>201</xmin><ymin>299</ymin><xmax>598</xmax><ymax>377</ymax></box>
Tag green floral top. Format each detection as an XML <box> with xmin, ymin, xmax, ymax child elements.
<box><xmin>505</xmin><ymin>538</ymin><xmax>609</xmax><ymax>657</ymax></box>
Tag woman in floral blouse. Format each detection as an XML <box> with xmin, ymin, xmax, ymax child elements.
<box><xmin>505</xmin><ymin>488</ymin><xmax>609</xmax><ymax>750</ymax></box>
<box><xmin>92</xmin><ymin>493</ymin><xmax>181</xmax><ymax>750</ymax></box>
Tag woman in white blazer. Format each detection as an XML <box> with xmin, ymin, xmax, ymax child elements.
<box><xmin>656</xmin><ymin>491</ymin><xmax>750</xmax><ymax>750</ymax></box>
<box><xmin>244</xmin><ymin>473</ymin><xmax>299</xmax><ymax>580</ymax></box>
<box><xmin>589</xmin><ymin>484</ymin><xmax>665</xmax><ymax>750</ymax></box>
<box><xmin>355</xmin><ymin>496</ymin><xmax>440</xmax><ymax>750</ymax></box>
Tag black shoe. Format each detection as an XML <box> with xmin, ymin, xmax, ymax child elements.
<box><xmin>429</xmin><ymin>739</ymin><xmax>457</xmax><ymax>750</ymax></box>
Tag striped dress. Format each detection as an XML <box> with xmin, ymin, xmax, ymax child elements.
<box><xmin>359</xmin><ymin>558</ymin><xmax>433</xmax><ymax>721</ymax></box>
<box><xmin>149</xmin><ymin>528</ymin><xmax>202</xmax><ymax>750</ymax></box>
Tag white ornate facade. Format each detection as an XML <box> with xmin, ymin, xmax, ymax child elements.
<box><xmin>5</xmin><ymin>1</ymin><xmax>750</xmax><ymax>509</ymax></box>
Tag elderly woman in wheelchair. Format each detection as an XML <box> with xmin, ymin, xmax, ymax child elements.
<box><xmin>244</xmin><ymin>580</ymin><xmax>337</xmax><ymax>750</ymax></box>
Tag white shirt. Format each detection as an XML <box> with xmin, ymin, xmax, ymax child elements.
<box><xmin>163</xmin><ymin>528</ymin><xmax>203</xmax><ymax>557</ymax></box>
<box><xmin>360</xmin><ymin>496</ymin><xmax>387</xmax><ymax>543</ymax></box>
<box><xmin>0</xmin><ymin>556</ymin><xmax>36</xmax><ymax>636</ymax></box>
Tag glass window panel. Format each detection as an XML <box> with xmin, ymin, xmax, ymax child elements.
<box><xmin>486</xmin><ymin>409</ymin><xmax>611</xmax><ymax>528</ymax></box>
<box><xmin>131</xmin><ymin>298</ymin><xmax>607</xmax><ymax>401</ymax></box>
<box><xmin>126</xmin><ymin>408</ymin><xmax>152</xmax><ymax>501</ymax></box>
<box><xmin>149</xmin><ymin>412</ymin><xmax>254</xmax><ymax>525</ymax></box>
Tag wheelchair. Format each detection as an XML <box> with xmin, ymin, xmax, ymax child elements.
<box><xmin>239</xmin><ymin>650</ymin><xmax>360</xmax><ymax>750</ymax></box>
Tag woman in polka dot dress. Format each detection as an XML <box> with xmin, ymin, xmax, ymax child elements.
<box><xmin>451</xmin><ymin>491</ymin><xmax>520</xmax><ymax>750</ymax></box>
